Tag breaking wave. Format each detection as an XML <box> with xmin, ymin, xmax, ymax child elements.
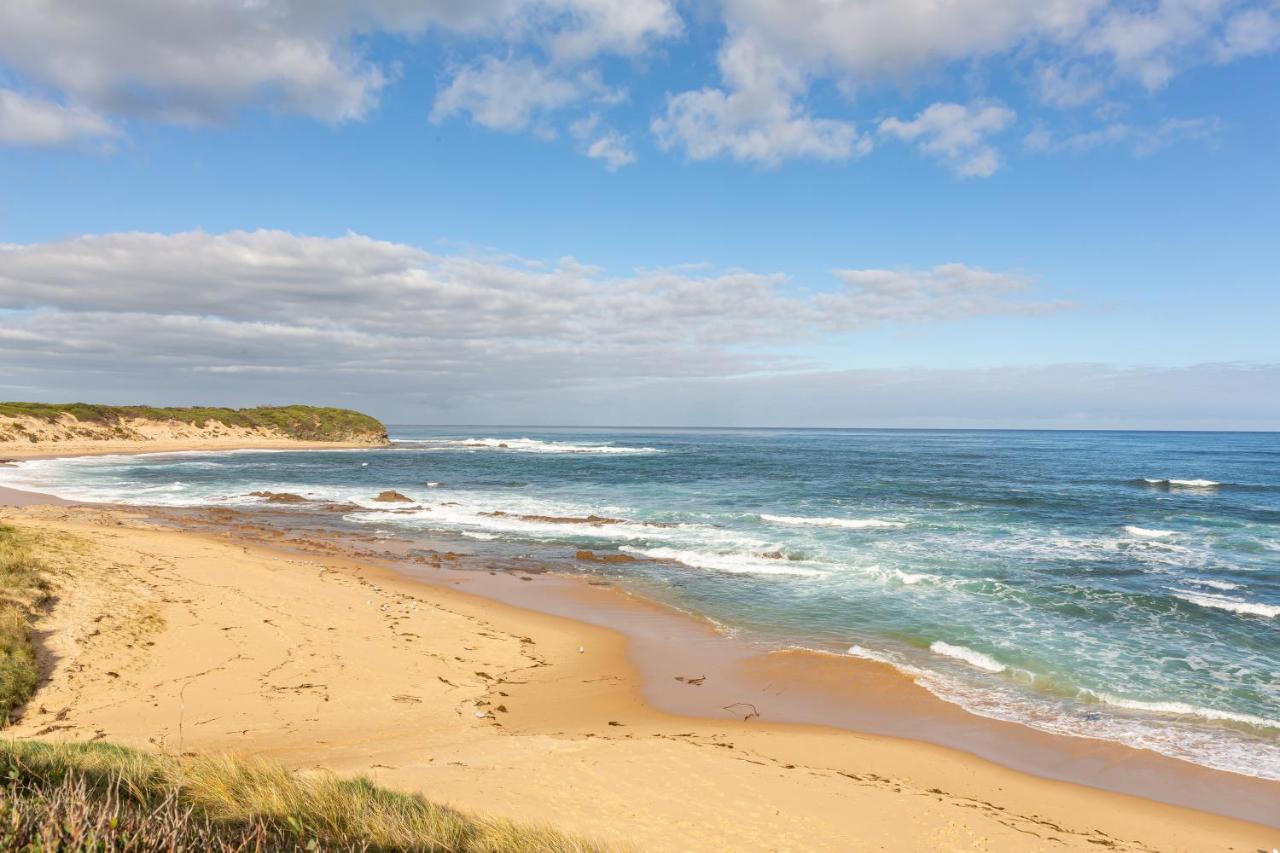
<box><xmin>1173</xmin><ymin>591</ymin><xmax>1279</xmax><ymax>618</ymax></box>
<box><xmin>395</xmin><ymin>437</ymin><xmax>661</xmax><ymax>455</ymax></box>
<box><xmin>929</xmin><ymin>641</ymin><xmax>1007</xmax><ymax>673</ymax></box>
<box><xmin>1139</xmin><ymin>478</ymin><xmax>1221</xmax><ymax>489</ymax></box>
<box><xmin>1123</xmin><ymin>525</ymin><xmax>1175</xmax><ymax>538</ymax></box>
<box><xmin>619</xmin><ymin>546</ymin><xmax>825</xmax><ymax>577</ymax></box>
<box><xmin>1080</xmin><ymin>691</ymin><xmax>1280</xmax><ymax>730</ymax></box>
<box><xmin>761</xmin><ymin>514</ymin><xmax>905</xmax><ymax>530</ymax></box>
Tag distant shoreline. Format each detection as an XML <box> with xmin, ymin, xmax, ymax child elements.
<box><xmin>0</xmin><ymin>436</ymin><xmax>387</xmax><ymax>461</ymax></box>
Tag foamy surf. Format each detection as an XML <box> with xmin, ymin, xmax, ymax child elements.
<box><xmin>1184</xmin><ymin>577</ymin><xmax>1243</xmax><ymax>591</ymax></box>
<box><xmin>620</xmin><ymin>546</ymin><xmax>825</xmax><ymax>577</ymax></box>
<box><xmin>1081</xmin><ymin>691</ymin><xmax>1280</xmax><ymax>730</ymax></box>
<box><xmin>761</xmin><ymin>514</ymin><xmax>906</xmax><ymax>529</ymax></box>
<box><xmin>929</xmin><ymin>641</ymin><xmax>1007</xmax><ymax>673</ymax></box>
<box><xmin>1173</xmin><ymin>591</ymin><xmax>1279</xmax><ymax>618</ymax></box>
<box><xmin>396</xmin><ymin>437</ymin><xmax>660</xmax><ymax>454</ymax></box>
<box><xmin>1142</xmin><ymin>478</ymin><xmax>1221</xmax><ymax>488</ymax></box>
<box><xmin>1123</xmin><ymin>525</ymin><xmax>1175</xmax><ymax>538</ymax></box>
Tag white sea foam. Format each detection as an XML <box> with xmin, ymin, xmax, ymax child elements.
<box><xmin>619</xmin><ymin>546</ymin><xmax>824</xmax><ymax>577</ymax></box>
<box><xmin>1123</xmin><ymin>525</ymin><xmax>1175</xmax><ymax>538</ymax></box>
<box><xmin>929</xmin><ymin>641</ymin><xmax>1007</xmax><ymax>673</ymax></box>
<box><xmin>1143</xmin><ymin>478</ymin><xmax>1221</xmax><ymax>488</ymax></box>
<box><xmin>1081</xmin><ymin>691</ymin><xmax>1280</xmax><ymax>729</ymax></box>
<box><xmin>1184</xmin><ymin>578</ymin><xmax>1243</xmax><ymax>591</ymax></box>
<box><xmin>1173</xmin><ymin>591</ymin><xmax>1279</xmax><ymax>618</ymax></box>
<box><xmin>397</xmin><ymin>437</ymin><xmax>660</xmax><ymax>455</ymax></box>
<box><xmin>890</xmin><ymin>569</ymin><xmax>939</xmax><ymax>585</ymax></box>
<box><xmin>761</xmin><ymin>514</ymin><xmax>905</xmax><ymax>530</ymax></box>
<box><xmin>354</xmin><ymin>504</ymin><xmax>670</xmax><ymax>542</ymax></box>
<box><xmin>845</xmin><ymin>645</ymin><xmax>919</xmax><ymax>671</ymax></box>
<box><xmin>840</xmin><ymin>641</ymin><xmax>1280</xmax><ymax>781</ymax></box>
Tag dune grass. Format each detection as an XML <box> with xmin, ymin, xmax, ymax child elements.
<box><xmin>0</xmin><ymin>403</ymin><xmax>387</xmax><ymax>443</ymax></box>
<box><xmin>0</xmin><ymin>524</ymin><xmax>49</xmax><ymax>724</ymax></box>
<box><xmin>0</xmin><ymin>740</ymin><xmax>604</xmax><ymax>851</ymax></box>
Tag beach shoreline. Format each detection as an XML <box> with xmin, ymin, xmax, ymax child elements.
<box><xmin>0</xmin><ymin>437</ymin><xmax>386</xmax><ymax>461</ymax></box>
<box><xmin>2</xmin><ymin>444</ymin><xmax>1277</xmax><ymax>847</ymax></box>
<box><xmin>2</xmin><ymin>500</ymin><xmax>1275</xmax><ymax>850</ymax></box>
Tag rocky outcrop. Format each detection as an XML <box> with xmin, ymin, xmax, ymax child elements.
<box><xmin>373</xmin><ymin>490</ymin><xmax>414</xmax><ymax>503</ymax></box>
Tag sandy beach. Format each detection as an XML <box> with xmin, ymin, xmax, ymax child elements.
<box><xmin>2</xmin><ymin>489</ymin><xmax>1275</xmax><ymax>851</ymax></box>
<box><xmin>0</xmin><ymin>436</ymin><xmax>385</xmax><ymax>461</ymax></box>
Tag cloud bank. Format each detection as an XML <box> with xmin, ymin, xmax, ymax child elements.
<box><xmin>0</xmin><ymin>1</ymin><xmax>1274</xmax><ymax>171</ymax></box>
<box><xmin>0</xmin><ymin>228</ymin><xmax>1273</xmax><ymax>429</ymax></box>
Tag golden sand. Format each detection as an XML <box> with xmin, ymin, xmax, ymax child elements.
<box><xmin>2</xmin><ymin>501</ymin><xmax>1274</xmax><ymax>852</ymax></box>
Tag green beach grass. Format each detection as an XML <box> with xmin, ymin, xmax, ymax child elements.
<box><xmin>0</xmin><ymin>524</ymin><xmax>48</xmax><ymax>725</ymax></box>
<box><xmin>0</xmin><ymin>739</ymin><xmax>603</xmax><ymax>852</ymax></box>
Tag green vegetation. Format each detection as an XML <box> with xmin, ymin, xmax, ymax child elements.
<box><xmin>0</xmin><ymin>740</ymin><xmax>603</xmax><ymax>852</ymax></box>
<box><xmin>0</xmin><ymin>403</ymin><xmax>388</xmax><ymax>443</ymax></box>
<box><xmin>0</xmin><ymin>525</ymin><xmax>49</xmax><ymax>725</ymax></box>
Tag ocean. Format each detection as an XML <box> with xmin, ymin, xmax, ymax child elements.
<box><xmin>5</xmin><ymin>427</ymin><xmax>1278</xmax><ymax>780</ymax></box>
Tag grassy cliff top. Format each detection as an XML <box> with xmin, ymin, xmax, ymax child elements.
<box><xmin>0</xmin><ymin>403</ymin><xmax>387</xmax><ymax>443</ymax></box>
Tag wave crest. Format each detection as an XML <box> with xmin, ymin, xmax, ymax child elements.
<box><xmin>761</xmin><ymin>514</ymin><xmax>905</xmax><ymax>530</ymax></box>
<box><xmin>1081</xmin><ymin>691</ymin><xmax>1280</xmax><ymax>730</ymax></box>
<box><xmin>395</xmin><ymin>437</ymin><xmax>660</xmax><ymax>455</ymax></box>
<box><xmin>1173</xmin><ymin>591</ymin><xmax>1279</xmax><ymax>618</ymax></box>
<box><xmin>1123</xmin><ymin>525</ymin><xmax>1175</xmax><ymax>538</ymax></box>
<box><xmin>619</xmin><ymin>546</ymin><xmax>824</xmax><ymax>577</ymax></box>
<box><xmin>929</xmin><ymin>641</ymin><xmax>1007</xmax><ymax>673</ymax></box>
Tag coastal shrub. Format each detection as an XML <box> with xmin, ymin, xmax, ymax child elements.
<box><xmin>0</xmin><ymin>740</ymin><xmax>605</xmax><ymax>852</ymax></box>
<box><xmin>0</xmin><ymin>525</ymin><xmax>49</xmax><ymax>725</ymax></box>
<box><xmin>0</xmin><ymin>403</ymin><xmax>388</xmax><ymax>442</ymax></box>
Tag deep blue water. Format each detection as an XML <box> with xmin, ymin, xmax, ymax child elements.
<box><xmin>6</xmin><ymin>427</ymin><xmax>1278</xmax><ymax>779</ymax></box>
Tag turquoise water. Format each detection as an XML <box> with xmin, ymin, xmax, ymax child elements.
<box><xmin>5</xmin><ymin>428</ymin><xmax>1278</xmax><ymax>779</ymax></box>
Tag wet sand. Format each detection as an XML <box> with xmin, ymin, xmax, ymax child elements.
<box><xmin>1</xmin><ymin>498</ymin><xmax>1275</xmax><ymax>850</ymax></box>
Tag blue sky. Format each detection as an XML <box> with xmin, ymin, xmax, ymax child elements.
<box><xmin>0</xmin><ymin>1</ymin><xmax>1277</xmax><ymax>428</ymax></box>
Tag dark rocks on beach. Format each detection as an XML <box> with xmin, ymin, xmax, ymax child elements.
<box><xmin>575</xmin><ymin>549</ymin><xmax>637</xmax><ymax>564</ymax></box>
<box><xmin>372</xmin><ymin>490</ymin><xmax>414</xmax><ymax>503</ymax></box>
<box><xmin>248</xmin><ymin>491</ymin><xmax>309</xmax><ymax>504</ymax></box>
<box><xmin>483</xmin><ymin>511</ymin><xmax>622</xmax><ymax>526</ymax></box>
<box><xmin>318</xmin><ymin>502</ymin><xmax>364</xmax><ymax>513</ymax></box>
<box><xmin>761</xmin><ymin>551</ymin><xmax>785</xmax><ymax>560</ymax></box>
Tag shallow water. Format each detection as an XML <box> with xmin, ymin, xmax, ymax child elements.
<box><xmin>5</xmin><ymin>427</ymin><xmax>1278</xmax><ymax>780</ymax></box>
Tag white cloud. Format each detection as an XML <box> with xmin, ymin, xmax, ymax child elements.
<box><xmin>1025</xmin><ymin>115</ymin><xmax>1221</xmax><ymax>154</ymax></box>
<box><xmin>1215</xmin><ymin>5</ymin><xmax>1280</xmax><ymax>60</ymax></box>
<box><xmin>0</xmin><ymin>89</ymin><xmax>117</xmax><ymax>147</ymax></box>
<box><xmin>540</xmin><ymin>0</ymin><xmax>682</xmax><ymax>62</ymax></box>
<box><xmin>2</xmin><ymin>229</ymin><xmax>1273</xmax><ymax>430</ymax></box>
<box><xmin>571</xmin><ymin>116</ymin><xmax>636</xmax><ymax>169</ymax></box>
<box><xmin>652</xmin><ymin>33</ymin><xmax>869</xmax><ymax>164</ymax></box>
<box><xmin>431</xmin><ymin>58</ymin><xmax>620</xmax><ymax>132</ymax></box>
<box><xmin>0</xmin><ymin>1</ymin><xmax>422</xmax><ymax>124</ymax></box>
<box><xmin>652</xmin><ymin>0</ymin><xmax>1278</xmax><ymax>166</ymax></box>
<box><xmin>585</xmin><ymin>132</ymin><xmax>636</xmax><ymax>170</ymax></box>
<box><xmin>0</xmin><ymin>0</ymin><xmax>677</xmax><ymax>133</ymax></box>
<box><xmin>0</xmin><ymin>230</ymin><xmax>1067</xmax><ymax>397</ymax></box>
<box><xmin>820</xmin><ymin>264</ymin><xmax>1062</xmax><ymax>323</ymax></box>
<box><xmin>879</xmin><ymin>102</ymin><xmax>1016</xmax><ymax>176</ymax></box>
<box><xmin>0</xmin><ymin>0</ymin><xmax>1273</xmax><ymax>165</ymax></box>
<box><xmin>1035</xmin><ymin>63</ymin><xmax>1106</xmax><ymax>108</ymax></box>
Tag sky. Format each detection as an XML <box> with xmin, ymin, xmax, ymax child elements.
<box><xmin>0</xmin><ymin>0</ymin><xmax>1277</xmax><ymax>429</ymax></box>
